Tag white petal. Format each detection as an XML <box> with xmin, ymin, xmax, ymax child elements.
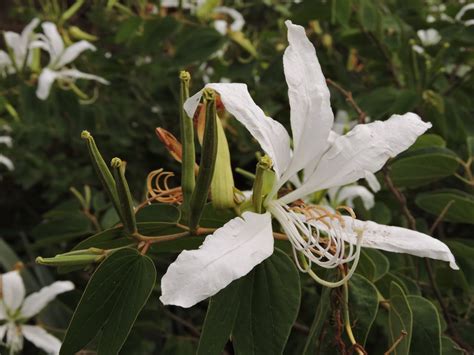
<box><xmin>42</xmin><ymin>22</ymin><xmax>65</xmax><ymax>63</ymax></box>
<box><xmin>56</xmin><ymin>68</ymin><xmax>110</xmax><ymax>84</ymax></box>
<box><xmin>0</xmin><ymin>303</ymin><xmax>6</xmax><ymax>320</ymax></box>
<box><xmin>455</xmin><ymin>3</ymin><xmax>474</xmax><ymax>21</ymax></box>
<box><xmin>20</xmin><ymin>18</ymin><xmax>40</xmax><ymax>46</ymax></box>
<box><xmin>0</xmin><ymin>154</ymin><xmax>14</xmax><ymax>171</ymax></box>
<box><xmin>22</xmin><ymin>325</ymin><xmax>61</xmax><ymax>355</ymax></box>
<box><xmin>184</xmin><ymin>84</ymin><xmax>291</xmax><ymax>178</ymax></box>
<box><xmin>0</xmin><ymin>136</ymin><xmax>13</xmax><ymax>148</ymax></box>
<box><xmin>21</xmin><ymin>281</ymin><xmax>74</xmax><ymax>319</ymax></box>
<box><xmin>3</xmin><ymin>32</ymin><xmax>24</xmax><ymax>68</ymax></box>
<box><xmin>364</xmin><ymin>171</ymin><xmax>381</xmax><ymax>192</ymax></box>
<box><xmin>6</xmin><ymin>322</ymin><xmax>23</xmax><ymax>352</ymax></box>
<box><xmin>0</xmin><ymin>324</ymin><xmax>6</xmax><ymax>340</ymax></box>
<box><xmin>160</xmin><ymin>212</ymin><xmax>274</xmax><ymax>308</ymax></box>
<box><xmin>279</xmin><ymin>21</ymin><xmax>334</xmax><ymax>187</ymax></box>
<box><xmin>336</xmin><ymin>185</ymin><xmax>375</xmax><ymax>210</ymax></box>
<box><xmin>0</xmin><ymin>271</ymin><xmax>25</xmax><ymax>311</ymax></box>
<box><xmin>36</xmin><ymin>68</ymin><xmax>59</xmax><ymax>100</ymax></box>
<box><xmin>340</xmin><ymin>217</ymin><xmax>459</xmax><ymax>270</ymax></box>
<box><xmin>280</xmin><ymin>113</ymin><xmax>431</xmax><ymax>204</ymax></box>
<box><xmin>55</xmin><ymin>40</ymin><xmax>96</xmax><ymax>68</ymax></box>
<box><xmin>214</xmin><ymin>7</ymin><xmax>245</xmax><ymax>32</ymax></box>
<box><xmin>214</xmin><ymin>20</ymin><xmax>227</xmax><ymax>35</ymax></box>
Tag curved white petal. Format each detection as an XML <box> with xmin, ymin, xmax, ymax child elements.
<box><xmin>3</xmin><ymin>32</ymin><xmax>24</xmax><ymax>68</ymax></box>
<box><xmin>214</xmin><ymin>7</ymin><xmax>245</xmax><ymax>32</ymax></box>
<box><xmin>1</xmin><ymin>271</ymin><xmax>25</xmax><ymax>312</ymax></box>
<box><xmin>42</xmin><ymin>22</ymin><xmax>64</xmax><ymax>63</ymax></box>
<box><xmin>0</xmin><ymin>136</ymin><xmax>13</xmax><ymax>148</ymax></box>
<box><xmin>36</xmin><ymin>68</ymin><xmax>59</xmax><ymax>100</ymax></box>
<box><xmin>339</xmin><ymin>217</ymin><xmax>458</xmax><ymax>270</ymax></box>
<box><xmin>279</xmin><ymin>21</ymin><xmax>334</xmax><ymax>187</ymax></box>
<box><xmin>0</xmin><ymin>303</ymin><xmax>6</xmax><ymax>320</ymax></box>
<box><xmin>0</xmin><ymin>324</ymin><xmax>6</xmax><ymax>340</ymax></box>
<box><xmin>22</xmin><ymin>325</ymin><xmax>61</xmax><ymax>355</ymax></box>
<box><xmin>184</xmin><ymin>84</ymin><xmax>291</xmax><ymax>178</ymax></box>
<box><xmin>0</xmin><ymin>154</ymin><xmax>14</xmax><ymax>171</ymax></box>
<box><xmin>55</xmin><ymin>68</ymin><xmax>110</xmax><ymax>85</ymax></box>
<box><xmin>160</xmin><ymin>212</ymin><xmax>274</xmax><ymax>308</ymax></box>
<box><xmin>280</xmin><ymin>113</ymin><xmax>431</xmax><ymax>204</ymax></box>
<box><xmin>55</xmin><ymin>40</ymin><xmax>96</xmax><ymax>68</ymax></box>
<box><xmin>21</xmin><ymin>281</ymin><xmax>74</xmax><ymax>319</ymax></box>
<box><xmin>336</xmin><ymin>185</ymin><xmax>375</xmax><ymax>210</ymax></box>
<box><xmin>364</xmin><ymin>171</ymin><xmax>381</xmax><ymax>192</ymax></box>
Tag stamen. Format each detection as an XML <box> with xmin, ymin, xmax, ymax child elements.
<box><xmin>146</xmin><ymin>168</ymin><xmax>183</xmax><ymax>204</ymax></box>
<box><xmin>267</xmin><ymin>200</ymin><xmax>363</xmax><ymax>287</ymax></box>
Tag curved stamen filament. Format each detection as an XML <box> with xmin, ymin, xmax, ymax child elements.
<box><xmin>146</xmin><ymin>168</ymin><xmax>183</xmax><ymax>204</ymax></box>
<box><xmin>267</xmin><ymin>200</ymin><xmax>363</xmax><ymax>287</ymax></box>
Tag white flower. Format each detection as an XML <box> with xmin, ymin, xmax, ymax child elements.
<box><xmin>159</xmin><ymin>21</ymin><xmax>458</xmax><ymax>308</ymax></box>
<box><xmin>327</xmin><ymin>185</ymin><xmax>375</xmax><ymax>210</ymax></box>
<box><xmin>456</xmin><ymin>3</ymin><xmax>474</xmax><ymax>26</ymax></box>
<box><xmin>0</xmin><ymin>270</ymin><xmax>74</xmax><ymax>354</ymax></box>
<box><xmin>30</xmin><ymin>22</ymin><xmax>109</xmax><ymax>100</ymax></box>
<box><xmin>1</xmin><ymin>18</ymin><xmax>40</xmax><ymax>74</ymax></box>
<box><xmin>417</xmin><ymin>29</ymin><xmax>441</xmax><ymax>46</ymax></box>
<box><xmin>213</xmin><ymin>7</ymin><xmax>245</xmax><ymax>35</ymax></box>
<box><xmin>0</xmin><ymin>154</ymin><xmax>14</xmax><ymax>171</ymax></box>
<box><xmin>412</xmin><ymin>44</ymin><xmax>425</xmax><ymax>54</ymax></box>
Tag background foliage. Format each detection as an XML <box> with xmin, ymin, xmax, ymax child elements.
<box><xmin>0</xmin><ymin>0</ymin><xmax>473</xmax><ymax>354</ymax></box>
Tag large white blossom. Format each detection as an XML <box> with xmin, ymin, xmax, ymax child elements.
<box><xmin>30</xmin><ymin>22</ymin><xmax>109</xmax><ymax>100</ymax></box>
<box><xmin>159</xmin><ymin>21</ymin><xmax>458</xmax><ymax>308</ymax></box>
<box><xmin>0</xmin><ymin>270</ymin><xmax>74</xmax><ymax>354</ymax></box>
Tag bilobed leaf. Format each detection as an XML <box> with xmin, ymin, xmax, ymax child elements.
<box><xmin>390</xmin><ymin>147</ymin><xmax>459</xmax><ymax>187</ymax></box>
<box><xmin>60</xmin><ymin>248</ymin><xmax>156</xmax><ymax>355</ymax></box>
<box><xmin>407</xmin><ymin>296</ymin><xmax>441</xmax><ymax>355</ymax></box>
<box><xmin>357</xmin><ymin>249</ymin><xmax>389</xmax><ymax>282</ymax></box>
<box><xmin>415</xmin><ymin>189</ymin><xmax>474</xmax><ymax>224</ymax></box>
<box><xmin>441</xmin><ymin>336</ymin><xmax>464</xmax><ymax>355</ymax></box>
<box><xmin>348</xmin><ymin>274</ymin><xmax>379</xmax><ymax>346</ymax></box>
<box><xmin>197</xmin><ymin>278</ymin><xmax>244</xmax><ymax>355</ymax></box>
<box><xmin>232</xmin><ymin>249</ymin><xmax>301</xmax><ymax>355</ymax></box>
<box><xmin>388</xmin><ymin>282</ymin><xmax>413</xmax><ymax>355</ymax></box>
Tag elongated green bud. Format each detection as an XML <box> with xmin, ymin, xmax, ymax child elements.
<box><xmin>81</xmin><ymin>131</ymin><xmax>123</xmax><ymax>220</ymax></box>
<box><xmin>36</xmin><ymin>248</ymin><xmax>105</xmax><ymax>267</ymax></box>
<box><xmin>189</xmin><ymin>89</ymin><xmax>218</xmax><ymax>232</ymax></box>
<box><xmin>61</xmin><ymin>0</ymin><xmax>85</xmax><ymax>23</ymax></box>
<box><xmin>179</xmin><ymin>71</ymin><xmax>196</xmax><ymax>222</ymax></box>
<box><xmin>111</xmin><ymin>158</ymin><xmax>137</xmax><ymax>235</ymax></box>
<box><xmin>252</xmin><ymin>155</ymin><xmax>275</xmax><ymax>213</ymax></box>
<box><xmin>69</xmin><ymin>26</ymin><xmax>98</xmax><ymax>41</ymax></box>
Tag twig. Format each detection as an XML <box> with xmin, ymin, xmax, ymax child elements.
<box><xmin>326</xmin><ymin>79</ymin><xmax>367</xmax><ymax>124</ymax></box>
<box><xmin>384</xmin><ymin>330</ymin><xmax>407</xmax><ymax>355</ymax></box>
<box><xmin>163</xmin><ymin>309</ymin><xmax>201</xmax><ymax>337</ymax></box>
<box><xmin>429</xmin><ymin>200</ymin><xmax>455</xmax><ymax>235</ymax></box>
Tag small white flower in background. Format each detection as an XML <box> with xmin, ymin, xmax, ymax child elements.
<box><xmin>0</xmin><ymin>18</ymin><xmax>40</xmax><ymax>75</ymax></box>
<box><xmin>0</xmin><ymin>270</ymin><xmax>74</xmax><ymax>354</ymax></box>
<box><xmin>417</xmin><ymin>28</ymin><xmax>441</xmax><ymax>46</ymax></box>
<box><xmin>456</xmin><ymin>3</ymin><xmax>474</xmax><ymax>26</ymax></box>
<box><xmin>29</xmin><ymin>22</ymin><xmax>109</xmax><ymax>100</ymax></box>
<box><xmin>0</xmin><ymin>126</ymin><xmax>14</xmax><ymax>172</ymax></box>
<box><xmin>0</xmin><ymin>154</ymin><xmax>14</xmax><ymax>171</ymax></box>
<box><xmin>159</xmin><ymin>20</ymin><xmax>458</xmax><ymax>308</ymax></box>
<box><xmin>412</xmin><ymin>44</ymin><xmax>425</xmax><ymax>54</ymax></box>
<box><xmin>445</xmin><ymin>63</ymin><xmax>472</xmax><ymax>78</ymax></box>
<box><xmin>213</xmin><ymin>7</ymin><xmax>245</xmax><ymax>35</ymax></box>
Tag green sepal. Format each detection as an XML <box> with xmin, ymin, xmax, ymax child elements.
<box><xmin>36</xmin><ymin>248</ymin><xmax>105</xmax><ymax>267</ymax></box>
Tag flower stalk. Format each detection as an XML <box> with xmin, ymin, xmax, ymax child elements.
<box><xmin>252</xmin><ymin>155</ymin><xmax>275</xmax><ymax>213</ymax></box>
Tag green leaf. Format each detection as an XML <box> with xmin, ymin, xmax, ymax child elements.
<box><xmin>197</xmin><ymin>278</ymin><xmax>244</xmax><ymax>355</ymax></box>
<box><xmin>198</xmin><ymin>203</ymin><xmax>237</xmax><ymax>228</ymax></box>
<box><xmin>388</xmin><ymin>282</ymin><xmax>413</xmax><ymax>355</ymax></box>
<box><xmin>357</xmin><ymin>249</ymin><xmax>390</xmax><ymax>282</ymax></box>
<box><xmin>115</xmin><ymin>16</ymin><xmax>142</xmax><ymax>43</ymax></box>
<box><xmin>135</xmin><ymin>203</ymin><xmax>181</xmax><ymax>223</ymax></box>
<box><xmin>348</xmin><ymin>274</ymin><xmax>379</xmax><ymax>346</ymax></box>
<box><xmin>415</xmin><ymin>189</ymin><xmax>474</xmax><ymax>224</ymax></box>
<box><xmin>31</xmin><ymin>212</ymin><xmax>92</xmax><ymax>245</ymax></box>
<box><xmin>410</xmin><ymin>134</ymin><xmax>446</xmax><ymax>150</ymax></box>
<box><xmin>334</xmin><ymin>0</ymin><xmax>353</xmax><ymax>26</ymax></box>
<box><xmin>232</xmin><ymin>249</ymin><xmax>301</xmax><ymax>355</ymax></box>
<box><xmin>407</xmin><ymin>296</ymin><xmax>441</xmax><ymax>355</ymax></box>
<box><xmin>467</xmin><ymin>136</ymin><xmax>474</xmax><ymax>158</ymax></box>
<box><xmin>60</xmin><ymin>248</ymin><xmax>156</xmax><ymax>355</ymax></box>
<box><xmin>441</xmin><ymin>336</ymin><xmax>464</xmax><ymax>355</ymax></box>
<box><xmin>174</xmin><ymin>27</ymin><xmax>225</xmax><ymax>66</ymax></box>
<box><xmin>390</xmin><ymin>147</ymin><xmax>459</xmax><ymax>187</ymax></box>
<box><xmin>302</xmin><ymin>285</ymin><xmax>332</xmax><ymax>355</ymax></box>
<box><xmin>358</xmin><ymin>0</ymin><xmax>379</xmax><ymax>32</ymax></box>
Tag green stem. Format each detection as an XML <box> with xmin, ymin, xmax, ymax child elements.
<box><xmin>111</xmin><ymin>158</ymin><xmax>137</xmax><ymax>235</ymax></box>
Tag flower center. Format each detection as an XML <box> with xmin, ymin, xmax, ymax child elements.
<box><xmin>267</xmin><ymin>200</ymin><xmax>363</xmax><ymax>287</ymax></box>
